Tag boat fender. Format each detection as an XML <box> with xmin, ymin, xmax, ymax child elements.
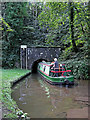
<box><xmin>64</xmin><ymin>79</ymin><xmax>69</xmax><ymax>84</ymax></box>
<box><xmin>64</xmin><ymin>79</ymin><xmax>67</xmax><ymax>82</ymax></box>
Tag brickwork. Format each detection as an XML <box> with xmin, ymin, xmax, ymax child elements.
<box><xmin>21</xmin><ymin>47</ymin><xmax>61</xmax><ymax>71</ymax></box>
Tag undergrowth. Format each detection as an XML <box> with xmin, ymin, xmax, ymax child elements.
<box><xmin>59</xmin><ymin>44</ymin><xmax>89</xmax><ymax>80</ymax></box>
<box><xmin>1</xmin><ymin>69</ymin><xmax>30</xmax><ymax>119</ymax></box>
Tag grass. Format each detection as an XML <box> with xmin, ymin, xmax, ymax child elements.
<box><xmin>2</xmin><ymin>69</ymin><xmax>30</xmax><ymax>81</ymax></box>
<box><xmin>1</xmin><ymin>69</ymin><xmax>30</xmax><ymax>118</ymax></box>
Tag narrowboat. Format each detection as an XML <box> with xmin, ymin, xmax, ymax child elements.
<box><xmin>37</xmin><ymin>61</ymin><xmax>74</xmax><ymax>85</ymax></box>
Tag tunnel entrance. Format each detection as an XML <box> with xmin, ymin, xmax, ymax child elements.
<box><xmin>31</xmin><ymin>59</ymin><xmax>48</xmax><ymax>73</ymax></box>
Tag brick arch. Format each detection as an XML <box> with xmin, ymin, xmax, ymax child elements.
<box><xmin>31</xmin><ymin>59</ymin><xmax>48</xmax><ymax>73</ymax></box>
<box><xmin>20</xmin><ymin>47</ymin><xmax>61</xmax><ymax>70</ymax></box>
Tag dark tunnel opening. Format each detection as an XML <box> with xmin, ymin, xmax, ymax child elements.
<box><xmin>31</xmin><ymin>59</ymin><xmax>48</xmax><ymax>73</ymax></box>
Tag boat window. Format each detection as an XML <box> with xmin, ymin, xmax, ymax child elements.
<box><xmin>44</xmin><ymin>66</ymin><xmax>46</xmax><ymax>72</ymax></box>
<box><xmin>38</xmin><ymin>64</ymin><xmax>41</xmax><ymax>69</ymax></box>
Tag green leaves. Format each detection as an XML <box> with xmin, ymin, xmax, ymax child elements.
<box><xmin>60</xmin><ymin>58</ymin><xmax>88</xmax><ymax>80</ymax></box>
<box><xmin>2</xmin><ymin>2</ymin><xmax>89</xmax><ymax>69</ymax></box>
<box><xmin>2</xmin><ymin>2</ymin><xmax>29</xmax><ymax>68</ymax></box>
<box><xmin>38</xmin><ymin>2</ymin><xmax>70</xmax><ymax>46</ymax></box>
<box><xmin>38</xmin><ymin>2</ymin><xmax>89</xmax><ymax>52</ymax></box>
<box><xmin>0</xmin><ymin>17</ymin><xmax>13</xmax><ymax>31</ymax></box>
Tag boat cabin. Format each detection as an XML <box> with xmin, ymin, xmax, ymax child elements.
<box><xmin>38</xmin><ymin>61</ymin><xmax>71</xmax><ymax>77</ymax></box>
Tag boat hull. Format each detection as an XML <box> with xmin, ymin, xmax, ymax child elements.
<box><xmin>38</xmin><ymin>69</ymin><xmax>74</xmax><ymax>85</ymax></box>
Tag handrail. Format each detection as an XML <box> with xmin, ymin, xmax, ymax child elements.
<box><xmin>51</xmin><ymin>71</ymin><xmax>65</xmax><ymax>73</ymax></box>
<box><xmin>50</xmin><ymin>70</ymin><xmax>71</xmax><ymax>73</ymax></box>
<box><xmin>40</xmin><ymin>63</ymin><xmax>52</xmax><ymax>66</ymax></box>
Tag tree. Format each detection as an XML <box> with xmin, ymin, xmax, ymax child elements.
<box><xmin>2</xmin><ymin>2</ymin><xmax>46</xmax><ymax>68</ymax></box>
<box><xmin>2</xmin><ymin>2</ymin><xmax>28</xmax><ymax>68</ymax></box>
<box><xmin>68</xmin><ymin>2</ymin><xmax>78</xmax><ymax>52</ymax></box>
<box><xmin>38</xmin><ymin>2</ymin><xmax>89</xmax><ymax>52</ymax></box>
<box><xmin>2</xmin><ymin>2</ymin><xmax>89</xmax><ymax>68</ymax></box>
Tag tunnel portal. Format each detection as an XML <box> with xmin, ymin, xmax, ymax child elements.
<box><xmin>20</xmin><ymin>47</ymin><xmax>61</xmax><ymax>72</ymax></box>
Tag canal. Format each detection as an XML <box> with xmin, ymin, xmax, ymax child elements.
<box><xmin>12</xmin><ymin>73</ymin><xmax>88</xmax><ymax>118</ymax></box>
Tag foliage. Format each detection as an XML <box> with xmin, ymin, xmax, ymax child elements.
<box><xmin>38</xmin><ymin>2</ymin><xmax>69</xmax><ymax>46</ymax></box>
<box><xmin>2</xmin><ymin>2</ymin><xmax>47</xmax><ymax>68</ymax></box>
<box><xmin>38</xmin><ymin>2</ymin><xmax>89</xmax><ymax>50</ymax></box>
<box><xmin>1</xmin><ymin>2</ymin><xmax>89</xmax><ymax>80</ymax></box>
<box><xmin>1</xmin><ymin>69</ymin><xmax>30</xmax><ymax>118</ymax></box>
<box><xmin>67</xmin><ymin>59</ymin><xmax>88</xmax><ymax>80</ymax></box>
<box><xmin>2</xmin><ymin>2</ymin><xmax>28</xmax><ymax>68</ymax></box>
<box><xmin>26</xmin><ymin>2</ymin><xmax>47</xmax><ymax>46</ymax></box>
<box><xmin>0</xmin><ymin>17</ymin><xmax>13</xmax><ymax>31</ymax></box>
<box><xmin>59</xmin><ymin>52</ymin><xmax>89</xmax><ymax>80</ymax></box>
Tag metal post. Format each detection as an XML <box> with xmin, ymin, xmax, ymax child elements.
<box><xmin>21</xmin><ymin>45</ymin><xmax>27</xmax><ymax>69</ymax></box>
<box><xmin>26</xmin><ymin>47</ymin><xmax>27</xmax><ymax>69</ymax></box>
<box><xmin>21</xmin><ymin>48</ymin><xmax>22</xmax><ymax>69</ymax></box>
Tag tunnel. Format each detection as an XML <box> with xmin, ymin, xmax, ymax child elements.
<box><xmin>31</xmin><ymin>59</ymin><xmax>48</xmax><ymax>73</ymax></box>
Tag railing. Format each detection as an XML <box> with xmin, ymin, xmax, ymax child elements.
<box><xmin>51</xmin><ymin>70</ymin><xmax>71</xmax><ymax>73</ymax></box>
<box><xmin>50</xmin><ymin>69</ymin><xmax>71</xmax><ymax>76</ymax></box>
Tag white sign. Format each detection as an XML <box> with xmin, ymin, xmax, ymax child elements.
<box><xmin>21</xmin><ymin>45</ymin><xmax>27</xmax><ymax>48</ymax></box>
<box><xmin>40</xmin><ymin>53</ymin><xmax>43</xmax><ymax>55</ymax></box>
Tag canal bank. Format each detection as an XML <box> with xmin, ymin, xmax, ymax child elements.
<box><xmin>11</xmin><ymin>71</ymin><xmax>31</xmax><ymax>87</ymax></box>
<box><xmin>1</xmin><ymin>69</ymin><xmax>31</xmax><ymax>119</ymax></box>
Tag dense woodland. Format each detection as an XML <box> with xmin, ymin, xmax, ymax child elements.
<box><xmin>1</xmin><ymin>2</ymin><xmax>89</xmax><ymax>79</ymax></box>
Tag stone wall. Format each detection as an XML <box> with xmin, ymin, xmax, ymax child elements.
<box><xmin>21</xmin><ymin>47</ymin><xmax>61</xmax><ymax>70</ymax></box>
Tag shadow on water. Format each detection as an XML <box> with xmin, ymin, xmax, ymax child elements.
<box><xmin>62</xmin><ymin>82</ymin><xmax>78</xmax><ymax>88</ymax></box>
<box><xmin>12</xmin><ymin>73</ymin><xmax>88</xmax><ymax>118</ymax></box>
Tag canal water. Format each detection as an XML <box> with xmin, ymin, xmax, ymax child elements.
<box><xmin>12</xmin><ymin>74</ymin><xmax>88</xmax><ymax>118</ymax></box>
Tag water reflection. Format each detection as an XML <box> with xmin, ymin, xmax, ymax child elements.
<box><xmin>12</xmin><ymin>74</ymin><xmax>88</xmax><ymax>118</ymax></box>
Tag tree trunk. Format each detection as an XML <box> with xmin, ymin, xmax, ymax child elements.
<box><xmin>69</xmin><ymin>2</ymin><xmax>78</xmax><ymax>52</ymax></box>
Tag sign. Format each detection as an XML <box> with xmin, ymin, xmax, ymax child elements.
<box><xmin>21</xmin><ymin>45</ymin><xmax>27</xmax><ymax>48</ymax></box>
